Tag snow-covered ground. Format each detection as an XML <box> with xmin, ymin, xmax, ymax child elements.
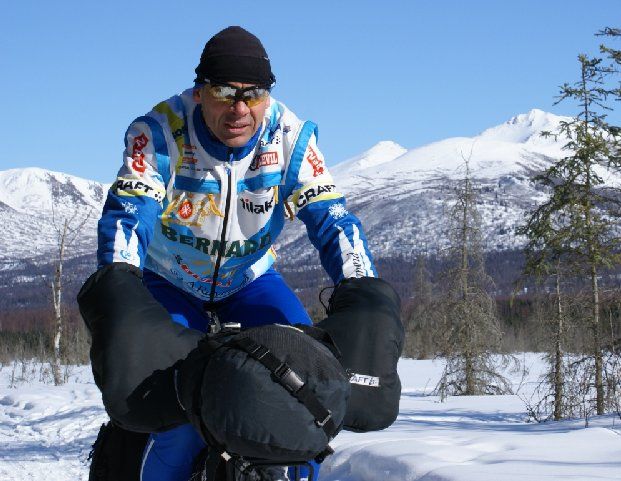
<box><xmin>1</xmin><ymin>355</ymin><xmax>620</xmax><ymax>481</ymax></box>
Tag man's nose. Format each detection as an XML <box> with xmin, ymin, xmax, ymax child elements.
<box><xmin>231</xmin><ymin>100</ymin><xmax>250</xmax><ymax>115</ymax></box>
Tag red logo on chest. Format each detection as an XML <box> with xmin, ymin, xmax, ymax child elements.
<box><xmin>249</xmin><ymin>152</ymin><xmax>279</xmax><ymax>171</ymax></box>
<box><xmin>177</xmin><ymin>199</ymin><xmax>194</xmax><ymax>219</ymax></box>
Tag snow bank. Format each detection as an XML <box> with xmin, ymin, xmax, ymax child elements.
<box><xmin>1</xmin><ymin>355</ymin><xmax>620</xmax><ymax>481</ymax></box>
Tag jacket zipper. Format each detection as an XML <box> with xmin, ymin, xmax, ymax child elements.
<box><xmin>209</xmin><ymin>150</ymin><xmax>233</xmax><ymax>302</ymax></box>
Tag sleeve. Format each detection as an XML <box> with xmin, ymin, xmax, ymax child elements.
<box><xmin>289</xmin><ymin>134</ymin><xmax>377</xmax><ymax>284</ymax></box>
<box><xmin>97</xmin><ymin>120</ymin><xmax>167</xmax><ymax>269</ymax></box>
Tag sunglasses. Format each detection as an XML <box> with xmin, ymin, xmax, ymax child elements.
<box><xmin>204</xmin><ymin>82</ymin><xmax>271</xmax><ymax>107</ymax></box>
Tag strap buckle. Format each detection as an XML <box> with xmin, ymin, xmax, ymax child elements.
<box><xmin>274</xmin><ymin>363</ymin><xmax>305</xmax><ymax>393</ymax></box>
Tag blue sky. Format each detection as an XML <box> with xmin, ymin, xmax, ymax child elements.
<box><xmin>2</xmin><ymin>1</ymin><xmax>620</xmax><ymax>182</ymax></box>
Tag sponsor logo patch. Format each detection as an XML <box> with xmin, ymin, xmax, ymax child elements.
<box><xmin>177</xmin><ymin>199</ymin><xmax>194</xmax><ymax>219</ymax></box>
<box><xmin>249</xmin><ymin>151</ymin><xmax>279</xmax><ymax>171</ymax></box>
<box><xmin>181</xmin><ymin>144</ymin><xmax>198</xmax><ymax>164</ymax></box>
<box><xmin>350</xmin><ymin>253</ymin><xmax>367</xmax><ymax>277</ymax></box>
<box><xmin>174</xmin><ymin>255</ymin><xmax>233</xmax><ymax>287</ymax></box>
<box><xmin>115</xmin><ymin>178</ymin><xmax>164</xmax><ymax>202</ymax></box>
<box><xmin>161</xmin><ymin>224</ymin><xmax>271</xmax><ymax>258</ymax></box>
<box><xmin>349</xmin><ymin>373</ymin><xmax>380</xmax><ymax>387</ymax></box>
<box><xmin>295</xmin><ymin>184</ymin><xmax>337</xmax><ymax>208</ymax></box>
<box><xmin>240</xmin><ymin>194</ymin><xmax>275</xmax><ymax>215</ymax></box>
<box><xmin>171</xmin><ymin>125</ymin><xmax>187</xmax><ymax>140</ymax></box>
<box><xmin>161</xmin><ymin>194</ymin><xmax>222</xmax><ymax>225</ymax></box>
<box><xmin>121</xmin><ymin>201</ymin><xmax>138</xmax><ymax>215</ymax></box>
<box><xmin>305</xmin><ymin>146</ymin><xmax>325</xmax><ymax>177</ymax></box>
<box><xmin>131</xmin><ymin>133</ymin><xmax>149</xmax><ymax>173</ymax></box>
<box><xmin>328</xmin><ymin>203</ymin><xmax>348</xmax><ymax>219</ymax></box>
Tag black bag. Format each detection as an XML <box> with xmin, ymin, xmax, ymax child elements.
<box><xmin>317</xmin><ymin>277</ymin><xmax>403</xmax><ymax>432</ymax></box>
<box><xmin>179</xmin><ymin>323</ymin><xmax>350</xmax><ymax>463</ymax></box>
<box><xmin>88</xmin><ymin>421</ymin><xmax>150</xmax><ymax>481</ymax></box>
<box><xmin>88</xmin><ymin>422</ymin><xmax>318</xmax><ymax>481</ymax></box>
<box><xmin>192</xmin><ymin>447</ymin><xmax>319</xmax><ymax>481</ymax></box>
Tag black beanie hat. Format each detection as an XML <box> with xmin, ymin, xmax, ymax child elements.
<box><xmin>194</xmin><ymin>26</ymin><xmax>275</xmax><ymax>87</ymax></box>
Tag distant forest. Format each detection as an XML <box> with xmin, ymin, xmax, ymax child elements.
<box><xmin>3</xmin><ymin>248</ymin><xmax>619</xmax><ymax>362</ymax></box>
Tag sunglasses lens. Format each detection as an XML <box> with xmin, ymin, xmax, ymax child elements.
<box><xmin>208</xmin><ymin>85</ymin><xmax>238</xmax><ymax>103</ymax></box>
<box><xmin>207</xmin><ymin>84</ymin><xmax>270</xmax><ymax>106</ymax></box>
<box><xmin>243</xmin><ymin>88</ymin><xmax>270</xmax><ymax>107</ymax></box>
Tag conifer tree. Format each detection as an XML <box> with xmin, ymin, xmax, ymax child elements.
<box><xmin>598</xmin><ymin>27</ymin><xmax>621</xmax><ymax>70</ymax></box>
<box><xmin>597</xmin><ymin>27</ymin><xmax>621</xmax><ymax>160</ymax></box>
<box><xmin>520</xmin><ymin>53</ymin><xmax>621</xmax><ymax>415</ymax></box>
<box><xmin>518</xmin><ymin>166</ymin><xmax>577</xmax><ymax>420</ymax></box>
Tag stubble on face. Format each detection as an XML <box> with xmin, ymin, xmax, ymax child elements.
<box><xmin>194</xmin><ymin>84</ymin><xmax>268</xmax><ymax>148</ymax></box>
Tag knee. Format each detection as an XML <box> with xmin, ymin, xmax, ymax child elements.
<box><xmin>149</xmin><ymin>424</ymin><xmax>205</xmax><ymax>466</ymax></box>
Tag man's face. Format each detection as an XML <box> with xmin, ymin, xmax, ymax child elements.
<box><xmin>193</xmin><ymin>82</ymin><xmax>269</xmax><ymax>148</ymax></box>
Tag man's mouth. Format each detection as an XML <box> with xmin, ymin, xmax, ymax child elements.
<box><xmin>224</xmin><ymin>122</ymin><xmax>250</xmax><ymax>133</ymax></box>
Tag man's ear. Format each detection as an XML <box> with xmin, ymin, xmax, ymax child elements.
<box><xmin>193</xmin><ymin>88</ymin><xmax>201</xmax><ymax>103</ymax></box>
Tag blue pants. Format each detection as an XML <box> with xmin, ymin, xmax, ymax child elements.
<box><xmin>140</xmin><ymin>268</ymin><xmax>318</xmax><ymax>481</ymax></box>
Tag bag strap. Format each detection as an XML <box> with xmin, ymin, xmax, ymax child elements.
<box><xmin>226</xmin><ymin>337</ymin><xmax>337</xmax><ymax>439</ymax></box>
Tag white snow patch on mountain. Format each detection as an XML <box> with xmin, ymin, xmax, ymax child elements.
<box><xmin>478</xmin><ymin>108</ymin><xmax>564</xmax><ymax>146</ymax></box>
<box><xmin>331</xmin><ymin>141</ymin><xmax>408</xmax><ymax>176</ymax></box>
<box><xmin>0</xmin><ymin>167</ymin><xmax>104</xmax><ymax>214</ymax></box>
<box><xmin>337</xmin><ymin>109</ymin><xmax>569</xmax><ymax>191</ymax></box>
<box><xmin>0</xmin><ymin>168</ymin><xmax>106</xmax><ymax>265</ymax></box>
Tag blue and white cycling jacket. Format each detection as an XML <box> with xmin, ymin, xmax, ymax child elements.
<box><xmin>98</xmin><ymin>88</ymin><xmax>376</xmax><ymax>301</ymax></box>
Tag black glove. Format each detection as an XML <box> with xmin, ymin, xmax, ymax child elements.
<box><xmin>77</xmin><ymin>263</ymin><xmax>203</xmax><ymax>432</ymax></box>
<box><xmin>316</xmin><ymin>276</ymin><xmax>403</xmax><ymax>432</ymax></box>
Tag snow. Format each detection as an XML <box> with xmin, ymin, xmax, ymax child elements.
<box><xmin>1</xmin><ymin>355</ymin><xmax>620</xmax><ymax>481</ymax></box>
<box><xmin>0</xmin><ymin>167</ymin><xmax>104</xmax><ymax>214</ymax></box>
<box><xmin>0</xmin><ymin>167</ymin><xmax>105</xmax><ymax>264</ymax></box>
<box><xmin>331</xmin><ymin>141</ymin><xmax>408</xmax><ymax>176</ymax></box>
<box><xmin>336</xmin><ymin>110</ymin><xmax>571</xmax><ymax>195</ymax></box>
<box><xmin>323</xmin><ymin>357</ymin><xmax>621</xmax><ymax>481</ymax></box>
<box><xmin>478</xmin><ymin>109</ymin><xmax>564</xmax><ymax>147</ymax></box>
<box><xmin>0</xmin><ymin>363</ymin><xmax>106</xmax><ymax>481</ymax></box>
<box><xmin>326</xmin><ymin>109</ymin><xmax>572</xmax><ymax>204</ymax></box>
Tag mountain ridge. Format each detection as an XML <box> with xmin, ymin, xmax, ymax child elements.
<box><xmin>0</xmin><ymin>109</ymin><xmax>596</xmax><ymax>270</ymax></box>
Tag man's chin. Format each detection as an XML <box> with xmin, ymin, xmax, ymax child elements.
<box><xmin>221</xmin><ymin>136</ymin><xmax>251</xmax><ymax>148</ymax></box>
<box><xmin>219</xmin><ymin>129</ymin><xmax>254</xmax><ymax>148</ymax></box>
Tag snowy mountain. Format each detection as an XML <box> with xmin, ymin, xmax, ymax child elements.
<box><xmin>0</xmin><ymin>168</ymin><xmax>105</xmax><ymax>269</ymax></box>
<box><xmin>2</xmin><ymin>109</ymin><xmax>613</xmax><ymax>299</ymax></box>
<box><xmin>276</xmin><ymin>109</ymin><xmax>615</xmax><ymax>263</ymax></box>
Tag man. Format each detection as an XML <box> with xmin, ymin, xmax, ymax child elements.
<box><xmin>83</xmin><ymin>26</ymin><xmax>377</xmax><ymax>481</ymax></box>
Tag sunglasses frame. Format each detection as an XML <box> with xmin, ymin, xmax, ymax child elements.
<box><xmin>203</xmin><ymin>81</ymin><xmax>271</xmax><ymax>107</ymax></box>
